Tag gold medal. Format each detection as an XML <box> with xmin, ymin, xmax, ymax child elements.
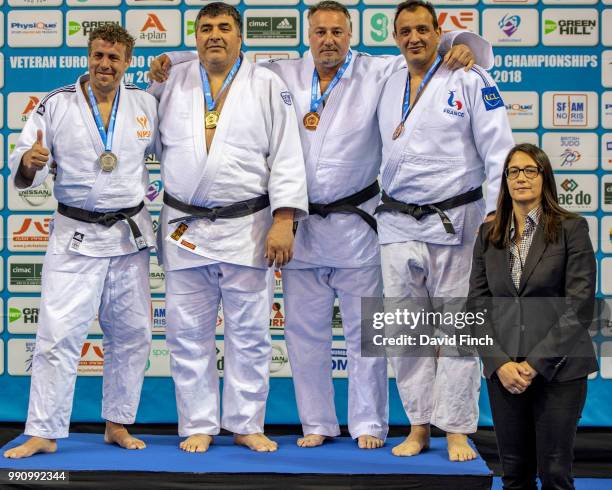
<box><xmin>303</xmin><ymin>112</ymin><xmax>320</xmax><ymax>131</ymax></box>
<box><xmin>392</xmin><ymin>123</ymin><xmax>404</xmax><ymax>140</ymax></box>
<box><xmin>205</xmin><ymin>111</ymin><xmax>220</xmax><ymax>129</ymax></box>
<box><xmin>99</xmin><ymin>151</ymin><xmax>118</xmax><ymax>172</ymax></box>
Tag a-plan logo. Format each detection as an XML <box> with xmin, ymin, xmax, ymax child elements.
<box><xmin>21</xmin><ymin>96</ymin><xmax>40</xmax><ymax>122</ymax></box>
<box><xmin>499</xmin><ymin>14</ymin><xmax>520</xmax><ymax>37</ymax></box>
<box><xmin>140</xmin><ymin>14</ymin><xmax>167</xmax><ymax>42</ymax></box>
<box><xmin>438</xmin><ymin>11</ymin><xmax>476</xmax><ymax>31</ymax></box>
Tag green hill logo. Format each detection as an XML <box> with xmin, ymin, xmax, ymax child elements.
<box><xmin>9</xmin><ymin>307</ymin><xmax>22</xmax><ymax>323</ymax></box>
<box><xmin>69</xmin><ymin>21</ymin><xmax>81</xmax><ymax>36</ymax></box>
<box><xmin>187</xmin><ymin>20</ymin><xmax>195</xmax><ymax>36</ymax></box>
<box><xmin>544</xmin><ymin>19</ymin><xmax>557</xmax><ymax>34</ymax></box>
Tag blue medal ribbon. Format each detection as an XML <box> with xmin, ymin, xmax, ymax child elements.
<box><xmin>86</xmin><ymin>81</ymin><xmax>119</xmax><ymax>152</ymax></box>
<box><xmin>310</xmin><ymin>50</ymin><xmax>353</xmax><ymax>113</ymax></box>
<box><xmin>200</xmin><ymin>56</ymin><xmax>242</xmax><ymax>111</ymax></box>
<box><xmin>399</xmin><ymin>54</ymin><xmax>442</xmax><ymax>125</ymax></box>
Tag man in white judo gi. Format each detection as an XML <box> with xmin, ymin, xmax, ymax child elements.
<box><xmin>148</xmin><ymin>3</ymin><xmax>308</xmax><ymax>453</ymax></box>
<box><xmin>376</xmin><ymin>0</ymin><xmax>514</xmax><ymax>460</ymax></box>
<box><xmin>4</xmin><ymin>25</ymin><xmax>158</xmax><ymax>459</ymax></box>
<box><xmin>149</xmin><ymin>0</ymin><xmax>492</xmax><ymax>451</ymax></box>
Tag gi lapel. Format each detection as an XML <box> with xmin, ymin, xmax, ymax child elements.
<box><xmin>76</xmin><ymin>74</ymin><xmax>106</xmax><ymax>156</ymax></box>
<box><xmin>190</xmin><ymin>57</ymin><xmax>248</xmax><ymax>205</ymax></box>
<box><xmin>381</xmin><ymin>67</ymin><xmax>447</xmax><ymax>190</ymax></box>
<box><xmin>78</xmin><ymin>76</ymin><xmax>126</xmax><ymax>211</ymax></box>
<box><xmin>304</xmin><ymin>51</ymin><xmax>354</xmax><ymax>167</ymax></box>
<box><xmin>518</xmin><ymin>224</ymin><xmax>547</xmax><ymax>296</ymax></box>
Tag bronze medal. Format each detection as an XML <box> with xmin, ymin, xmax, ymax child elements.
<box><xmin>99</xmin><ymin>151</ymin><xmax>118</xmax><ymax>172</ymax></box>
<box><xmin>392</xmin><ymin>123</ymin><xmax>404</xmax><ymax>141</ymax></box>
<box><xmin>205</xmin><ymin>111</ymin><xmax>220</xmax><ymax>129</ymax></box>
<box><xmin>303</xmin><ymin>112</ymin><xmax>320</xmax><ymax>131</ymax></box>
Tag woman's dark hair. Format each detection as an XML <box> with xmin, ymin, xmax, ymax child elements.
<box><xmin>488</xmin><ymin>143</ymin><xmax>578</xmax><ymax>248</ymax></box>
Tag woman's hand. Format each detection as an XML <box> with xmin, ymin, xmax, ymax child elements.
<box><xmin>496</xmin><ymin>361</ymin><xmax>533</xmax><ymax>394</ymax></box>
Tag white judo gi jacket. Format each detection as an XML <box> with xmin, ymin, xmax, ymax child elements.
<box><xmin>149</xmin><ymin>56</ymin><xmax>308</xmax><ymax>271</ymax></box>
<box><xmin>377</xmin><ymin>64</ymin><xmax>515</xmax><ymax>246</ymax></box>
<box><xmin>165</xmin><ymin>31</ymin><xmax>492</xmax><ymax>268</ymax></box>
<box><xmin>9</xmin><ymin>75</ymin><xmax>158</xmax><ymax>257</ymax></box>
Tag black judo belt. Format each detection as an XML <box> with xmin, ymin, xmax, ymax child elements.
<box><xmin>374</xmin><ymin>187</ymin><xmax>483</xmax><ymax>234</ymax></box>
<box><xmin>57</xmin><ymin>201</ymin><xmax>148</xmax><ymax>250</ymax></box>
<box><xmin>308</xmin><ymin>181</ymin><xmax>380</xmax><ymax>233</ymax></box>
<box><xmin>164</xmin><ymin>192</ymin><xmax>270</xmax><ymax>224</ymax></box>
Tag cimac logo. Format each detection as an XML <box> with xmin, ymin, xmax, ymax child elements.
<box><xmin>136</xmin><ymin>115</ymin><xmax>152</xmax><ymax>140</ymax></box>
<box><xmin>140</xmin><ymin>13</ymin><xmax>167</xmax><ymax>43</ymax></box>
<box><xmin>22</xmin><ymin>96</ymin><xmax>40</xmax><ymax>122</ymax></box>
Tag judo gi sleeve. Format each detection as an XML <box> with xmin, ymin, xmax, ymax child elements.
<box><xmin>465</xmin><ymin>67</ymin><xmax>515</xmax><ymax>215</ymax></box>
<box><xmin>265</xmin><ymin>74</ymin><xmax>309</xmax><ymax>220</ymax></box>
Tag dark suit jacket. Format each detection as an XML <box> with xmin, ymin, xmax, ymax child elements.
<box><xmin>468</xmin><ymin>216</ymin><xmax>598</xmax><ymax>382</ymax></box>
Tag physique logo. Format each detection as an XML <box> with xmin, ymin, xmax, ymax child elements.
<box><xmin>560</xmin><ymin>148</ymin><xmax>581</xmax><ymax>167</ymax></box>
<box><xmin>499</xmin><ymin>14</ymin><xmax>520</xmax><ymax>37</ymax></box>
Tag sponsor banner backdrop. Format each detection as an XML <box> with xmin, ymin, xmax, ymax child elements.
<box><xmin>0</xmin><ymin>1</ymin><xmax>609</xmax><ymax>428</ymax></box>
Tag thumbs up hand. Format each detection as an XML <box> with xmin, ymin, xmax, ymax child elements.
<box><xmin>22</xmin><ymin>130</ymin><xmax>50</xmax><ymax>170</ymax></box>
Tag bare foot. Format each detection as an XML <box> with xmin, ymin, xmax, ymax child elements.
<box><xmin>3</xmin><ymin>436</ymin><xmax>57</xmax><ymax>459</ymax></box>
<box><xmin>358</xmin><ymin>435</ymin><xmax>384</xmax><ymax>449</ymax></box>
<box><xmin>447</xmin><ymin>433</ymin><xmax>477</xmax><ymax>462</ymax></box>
<box><xmin>104</xmin><ymin>422</ymin><xmax>146</xmax><ymax>450</ymax></box>
<box><xmin>179</xmin><ymin>434</ymin><xmax>214</xmax><ymax>453</ymax></box>
<box><xmin>297</xmin><ymin>434</ymin><xmax>327</xmax><ymax>448</ymax></box>
<box><xmin>234</xmin><ymin>433</ymin><xmax>278</xmax><ymax>452</ymax></box>
<box><xmin>392</xmin><ymin>425</ymin><xmax>430</xmax><ymax>457</ymax></box>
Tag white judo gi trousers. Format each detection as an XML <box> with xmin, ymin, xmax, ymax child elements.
<box><xmin>283</xmin><ymin>266</ymin><xmax>388</xmax><ymax>440</ymax></box>
<box><xmin>380</xmin><ymin>201</ymin><xmax>483</xmax><ymax>434</ymax></box>
<box><xmin>25</xmin><ymin>249</ymin><xmax>152</xmax><ymax>439</ymax></box>
<box><xmin>165</xmin><ymin>263</ymin><xmax>273</xmax><ymax>436</ymax></box>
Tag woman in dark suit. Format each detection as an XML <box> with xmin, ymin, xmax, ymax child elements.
<box><xmin>468</xmin><ymin>143</ymin><xmax>597</xmax><ymax>490</ymax></box>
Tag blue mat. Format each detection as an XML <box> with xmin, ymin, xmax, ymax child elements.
<box><xmin>1</xmin><ymin>434</ymin><xmax>491</xmax><ymax>475</ymax></box>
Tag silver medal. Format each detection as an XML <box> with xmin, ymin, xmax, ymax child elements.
<box><xmin>99</xmin><ymin>151</ymin><xmax>118</xmax><ymax>172</ymax></box>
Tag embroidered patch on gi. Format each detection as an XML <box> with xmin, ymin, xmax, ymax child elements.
<box><xmin>481</xmin><ymin>87</ymin><xmax>504</xmax><ymax>111</ymax></box>
<box><xmin>170</xmin><ymin>223</ymin><xmax>188</xmax><ymax>241</ymax></box>
<box><xmin>443</xmin><ymin>90</ymin><xmax>465</xmax><ymax>117</ymax></box>
<box><xmin>36</xmin><ymin>104</ymin><xmax>46</xmax><ymax>116</ymax></box>
<box><xmin>280</xmin><ymin>91</ymin><xmax>293</xmax><ymax>106</ymax></box>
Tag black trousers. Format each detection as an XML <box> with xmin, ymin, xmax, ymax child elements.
<box><xmin>487</xmin><ymin>374</ymin><xmax>587</xmax><ymax>490</ymax></box>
